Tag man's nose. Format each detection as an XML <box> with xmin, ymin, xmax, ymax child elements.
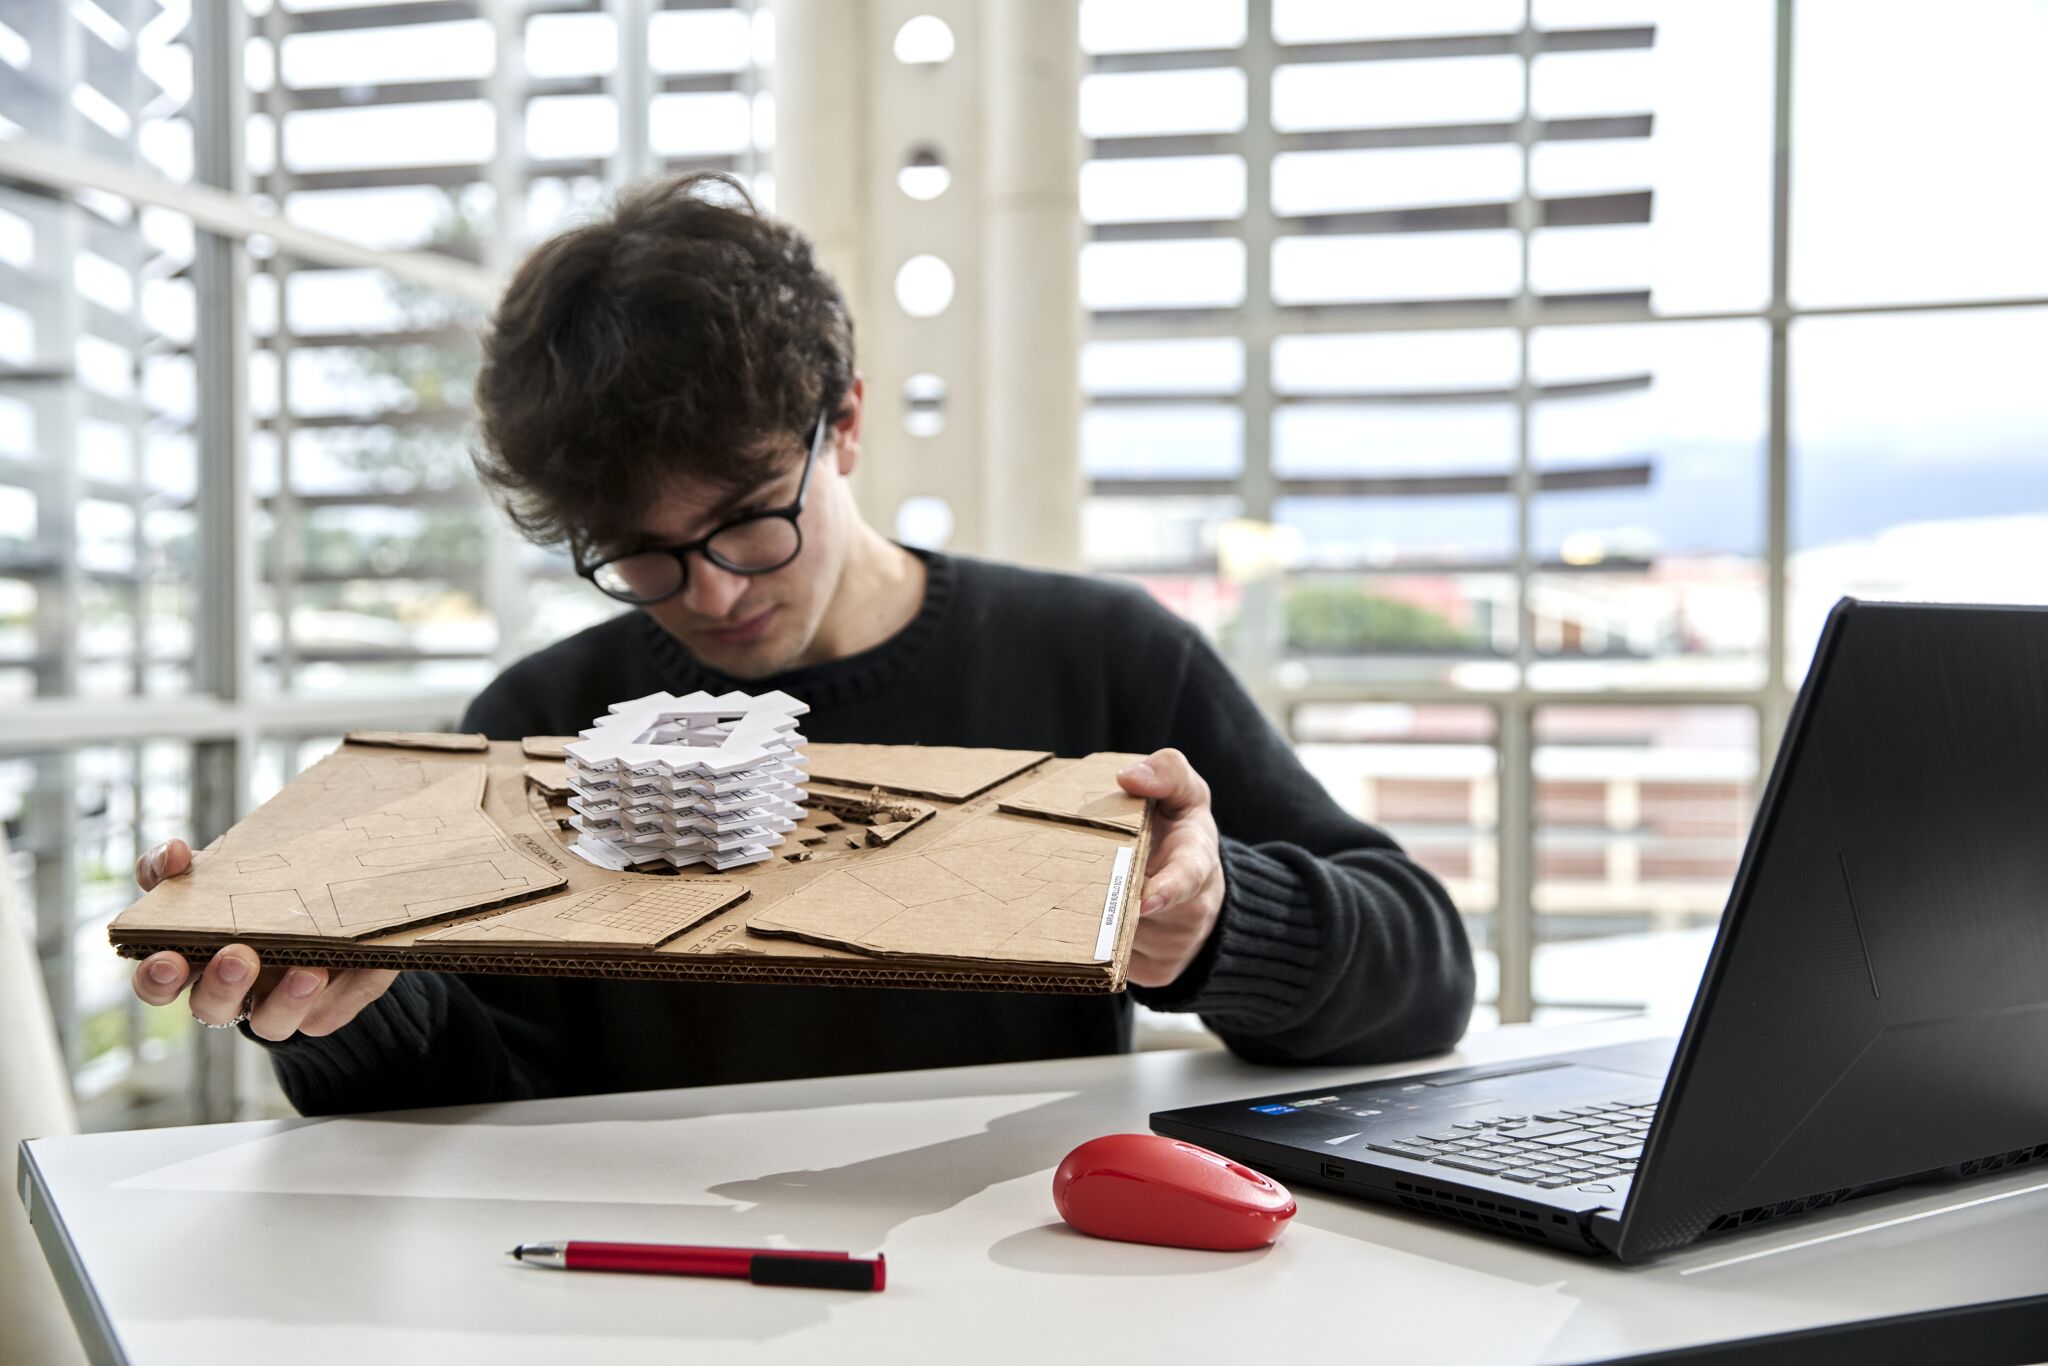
<box><xmin>680</xmin><ymin>556</ymin><xmax>752</xmax><ymax>619</ymax></box>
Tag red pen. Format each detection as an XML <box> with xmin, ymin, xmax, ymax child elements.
<box><xmin>508</xmin><ymin>1241</ymin><xmax>886</xmax><ymax>1292</ymax></box>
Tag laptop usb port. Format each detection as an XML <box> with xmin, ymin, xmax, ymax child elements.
<box><xmin>1320</xmin><ymin>1162</ymin><xmax>1345</xmax><ymax>1180</ymax></box>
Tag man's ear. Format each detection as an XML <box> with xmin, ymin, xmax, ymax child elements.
<box><xmin>836</xmin><ymin>374</ymin><xmax>865</xmax><ymax>476</ymax></box>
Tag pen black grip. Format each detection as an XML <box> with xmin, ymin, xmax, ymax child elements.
<box><xmin>748</xmin><ymin>1254</ymin><xmax>884</xmax><ymax>1291</ymax></box>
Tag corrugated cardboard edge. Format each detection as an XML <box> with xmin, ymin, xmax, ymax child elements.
<box><xmin>344</xmin><ymin>730</ymin><xmax>490</xmax><ymax>752</ymax></box>
<box><xmin>107</xmin><ymin>935</ymin><xmax>1121</xmax><ymax>994</ymax></box>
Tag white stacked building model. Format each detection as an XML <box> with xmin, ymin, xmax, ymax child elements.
<box><xmin>562</xmin><ymin>690</ymin><xmax>810</xmax><ymax>872</ymax></box>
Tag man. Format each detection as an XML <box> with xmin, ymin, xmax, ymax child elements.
<box><xmin>132</xmin><ymin>175</ymin><xmax>1474</xmax><ymax>1114</ymax></box>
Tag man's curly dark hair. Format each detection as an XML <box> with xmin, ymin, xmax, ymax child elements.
<box><xmin>471</xmin><ymin>173</ymin><xmax>856</xmax><ymax>560</ymax></box>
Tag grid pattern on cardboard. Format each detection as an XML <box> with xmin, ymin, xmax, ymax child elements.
<box><xmin>556</xmin><ymin>882</ymin><xmax>738</xmax><ymax>938</ymax></box>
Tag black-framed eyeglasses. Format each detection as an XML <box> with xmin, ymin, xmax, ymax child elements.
<box><xmin>576</xmin><ymin>409</ymin><xmax>830</xmax><ymax>606</ymax></box>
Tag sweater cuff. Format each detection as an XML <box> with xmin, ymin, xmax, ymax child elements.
<box><xmin>240</xmin><ymin>971</ymin><xmax>441</xmax><ymax>1099</ymax></box>
<box><xmin>1129</xmin><ymin>838</ymin><xmax>1321</xmax><ymax>1034</ymax></box>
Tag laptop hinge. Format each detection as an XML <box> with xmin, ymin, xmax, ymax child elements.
<box><xmin>1587</xmin><ymin>1208</ymin><xmax>1625</xmax><ymax>1253</ymax></box>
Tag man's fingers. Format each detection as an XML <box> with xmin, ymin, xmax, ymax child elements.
<box><xmin>247</xmin><ymin>966</ymin><xmax>330</xmax><ymax>1042</ymax></box>
<box><xmin>1141</xmin><ymin>845</ymin><xmax>1208</xmax><ymax>914</ymax></box>
<box><xmin>132</xmin><ymin>951</ymin><xmax>192</xmax><ymax>1006</ymax></box>
<box><xmin>133</xmin><ymin>839</ymin><xmax>194</xmax><ymax>892</ymax></box>
<box><xmin>1140</xmin><ymin>820</ymin><xmax>1218</xmax><ymax>914</ymax></box>
<box><xmin>298</xmin><ymin>969</ymin><xmax>399</xmax><ymax>1038</ymax></box>
<box><xmin>189</xmin><ymin>945</ymin><xmax>262</xmax><ymax>1026</ymax></box>
<box><xmin>1117</xmin><ymin>747</ymin><xmax>1211</xmax><ymax>817</ymax></box>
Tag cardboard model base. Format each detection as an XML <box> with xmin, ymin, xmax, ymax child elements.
<box><xmin>108</xmin><ymin>732</ymin><xmax>1152</xmax><ymax>994</ymax></box>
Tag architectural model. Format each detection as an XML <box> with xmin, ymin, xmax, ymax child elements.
<box><xmin>562</xmin><ymin>690</ymin><xmax>809</xmax><ymax>873</ymax></box>
<box><xmin>107</xmin><ymin>731</ymin><xmax>1155</xmax><ymax>995</ymax></box>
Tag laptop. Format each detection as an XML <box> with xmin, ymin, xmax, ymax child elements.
<box><xmin>1153</xmin><ymin>599</ymin><xmax>2048</xmax><ymax>1260</ymax></box>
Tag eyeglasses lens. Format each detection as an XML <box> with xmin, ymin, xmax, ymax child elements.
<box><xmin>706</xmin><ymin>516</ymin><xmax>801</xmax><ymax>572</ymax></box>
<box><xmin>593</xmin><ymin>553</ymin><xmax>684</xmax><ymax>603</ymax></box>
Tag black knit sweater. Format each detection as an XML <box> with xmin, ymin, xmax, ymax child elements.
<box><xmin>255</xmin><ymin>551</ymin><xmax>1474</xmax><ymax>1114</ymax></box>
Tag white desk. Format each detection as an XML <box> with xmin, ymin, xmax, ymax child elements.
<box><xmin>18</xmin><ymin>1017</ymin><xmax>2048</xmax><ymax>1366</ymax></box>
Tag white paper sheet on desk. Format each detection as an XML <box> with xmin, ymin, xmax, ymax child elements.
<box><xmin>115</xmin><ymin>1091</ymin><xmax>1074</xmax><ymax>1207</ymax></box>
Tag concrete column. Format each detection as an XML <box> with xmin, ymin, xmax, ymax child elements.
<box><xmin>777</xmin><ymin>1</ymin><xmax>1081</xmax><ymax>567</ymax></box>
<box><xmin>773</xmin><ymin>0</ymin><xmax>872</xmax><ymax>349</ymax></box>
<box><xmin>979</xmin><ymin>0</ymin><xmax>1082</xmax><ymax>570</ymax></box>
<box><xmin>863</xmin><ymin>1</ymin><xmax>982</xmax><ymax>550</ymax></box>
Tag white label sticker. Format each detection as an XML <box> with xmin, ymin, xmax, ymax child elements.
<box><xmin>1094</xmin><ymin>845</ymin><xmax>1137</xmax><ymax>962</ymax></box>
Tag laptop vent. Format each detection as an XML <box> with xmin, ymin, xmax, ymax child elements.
<box><xmin>1392</xmin><ymin>1181</ymin><xmax>1555</xmax><ymax>1243</ymax></box>
<box><xmin>1703</xmin><ymin>1143</ymin><xmax>2048</xmax><ymax>1235</ymax></box>
<box><xmin>1956</xmin><ymin>1141</ymin><xmax>2048</xmax><ymax>1178</ymax></box>
<box><xmin>1704</xmin><ymin>1187</ymin><xmax>1852</xmax><ymax>1234</ymax></box>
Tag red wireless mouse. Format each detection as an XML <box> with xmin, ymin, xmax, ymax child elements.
<box><xmin>1052</xmin><ymin>1133</ymin><xmax>1296</xmax><ymax>1250</ymax></box>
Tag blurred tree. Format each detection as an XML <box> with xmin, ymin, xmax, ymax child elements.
<box><xmin>1284</xmin><ymin>585</ymin><xmax>1475</xmax><ymax>653</ymax></box>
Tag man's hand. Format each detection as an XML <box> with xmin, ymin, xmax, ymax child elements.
<box><xmin>130</xmin><ymin>839</ymin><xmax>399</xmax><ymax>1042</ymax></box>
<box><xmin>1116</xmin><ymin>749</ymin><xmax>1226</xmax><ymax>989</ymax></box>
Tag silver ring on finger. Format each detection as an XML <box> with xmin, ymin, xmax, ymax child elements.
<box><xmin>200</xmin><ymin>989</ymin><xmax>256</xmax><ymax>1030</ymax></box>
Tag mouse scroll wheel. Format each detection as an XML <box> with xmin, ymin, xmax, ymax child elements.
<box><xmin>1225</xmin><ymin>1162</ymin><xmax>1268</xmax><ymax>1186</ymax></box>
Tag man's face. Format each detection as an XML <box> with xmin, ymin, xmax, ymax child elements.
<box><xmin>629</xmin><ymin>410</ymin><xmax>856</xmax><ymax>680</ymax></box>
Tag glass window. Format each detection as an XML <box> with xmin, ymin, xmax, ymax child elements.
<box><xmin>1274</xmin><ymin>0</ymin><xmax>1522</xmax><ymax>44</ymax></box>
<box><xmin>1273</xmin><ymin>145</ymin><xmax>1524</xmax><ymax>218</ymax></box>
<box><xmin>1278</xmin><ymin>493</ymin><xmax>1516</xmax><ymax>571</ymax></box>
<box><xmin>1271</xmin><ymin>230</ymin><xmax>1521</xmax><ymax>306</ymax></box>
<box><xmin>1274</xmin><ymin>406</ymin><xmax>1516</xmax><ymax>478</ymax></box>
<box><xmin>1273</xmin><ymin>57</ymin><xmax>1524</xmax><ymax>132</ymax></box>
<box><xmin>1792</xmin><ymin>0</ymin><xmax>2048</xmax><ymax>307</ymax></box>
<box><xmin>1531</xmin><ymin>5</ymin><xmax>1774</xmax><ymax>312</ymax></box>
<box><xmin>1788</xmin><ymin>308</ymin><xmax>2048</xmax><ymax>680</ymax></box>
<box><xmin>282</xmin><ymin>101</ymin><xmax>497</xmax><ymax>174</ymax></box>
<box><xmin>1082</xmin><ymin>238</ymin><xmax>1247</xmax><ymax>311</ymax></box>
<box><xmin>1284</xmin><ymin>574</ymin><xmax>1514</xmax><ymax>661</ymax></box>
<box><xmin>1082</xmin><ymin>494</ymin><xmax>1242</xmax><ymax>573</ymax></box>
<box><xmin>1533</xmin><ymin>705</ymin><xmax>1757</xmax><ymax>1015</ymax></box>
<box><xmin>1081</xmin><ymin>155</ymin><xmax>1246</xmax><ymax>224</ymax></box>
<box><xmin>1293</xmin><ymin>702</ymin><xmax>1501</xmax><ymax>1001</ymax></box>
<box><xmin>1273</xmin><ymin>329</ymin><xmax>1521</xmax><ymax>394</ymax></box>
<box><xmin>1527</xmin><ymin>320</ymin><xmax>1768</xmax><ymax>690</ymax></box>
<box><xmin>1082</xmin><ymin>0</ymin><xmax>1246</xmax><ymax>54</ymax></box>
<box><xmin>1081</xmin><ymin>69</ymin><xmax>1247</xmax><ymax>138</ymax></box>
<box><xmin>278</xmin><ymin>21</ymin><xmax>494</xmax><ymax>88</ymax></box>
<box><xmin>1083</xmin><ymin>338</ymin><xmax>1244</xmax><ymax>397</ymax></box>
<box><xmin>1085</xmin><ymin>404</ymin><xmax>1243</xmax><ymax>480</ymax></box>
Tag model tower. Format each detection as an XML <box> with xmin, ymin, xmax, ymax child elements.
<box><xmin>562</xmin><ymin>690</ymin><xmax>809</xmax><ymax>871</ymax></box>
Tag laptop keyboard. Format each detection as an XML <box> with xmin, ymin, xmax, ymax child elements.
<box><xmin>1365</xmin><ymin>1099</ymin><xmax>1656</xmax><ymax>1189</ymax></box>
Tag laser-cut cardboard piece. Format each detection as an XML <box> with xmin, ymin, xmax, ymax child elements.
<box><xmin>997</xmin><ymin>751</ymin><xmax>1147</xmax><ymax>835</ymax></box>
<box><xmin>523</xmin><ymin>761</ymin><xmax>572</xmax><ymax>795</ymax></box>
<box><xmin>346</xmin><ymin>730</ymin><xmax>489</xmax><ymax>753</ymax></box>
<box><xmin>803</xmin><ymin>743</ymin><xmax>1053</xmax><ymax>801</ymax></box>
<box><xmin>113</xmin><ymin>764</ymin><xmax>568</xmax><ymax>943</ymax></box>
<box><xmin>108</xmin><ymin>733</ymin><xmax>1151</xmax><ymax>994</ymax></box>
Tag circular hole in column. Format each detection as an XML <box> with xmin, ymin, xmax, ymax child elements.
<box><xmin>895</xmin><ymin>496</ymin><xmax>955</xmax><ymax>550</ymax></box>
<box><xmin>894</xmin><ymin>254</ymin><xmax>955</xmax><ymax>318</ymax></box>
<box><xmin>897</xmin><ymin>144</ymin><xmax>951</xmax><ymax>201</ymax></box>
<box><xmin>903</xmin><ymin>372</ymin><xmax>947</xmax><ymax>436</ymax></box>
<box><xmin>893</xmin><ymin>15</ymin><xmax>955</xmax><ymax>64</ymax></box>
